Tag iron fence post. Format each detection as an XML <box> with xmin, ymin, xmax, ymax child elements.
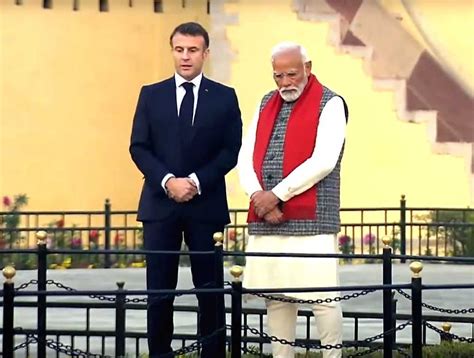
<box><xmin>115</xmin><ymin>281</ymin><xmax>126</xmax><ymax>357</ymax></box>
<box><xmin>104</xmin><ymin>198</ymin><xmax>111</xmax><ymax>268</ymax></box>
<box><xmin>410</xmin><ymin>261</ymin><xmax>423</xmax><ymax>358</ymax></box>
<box><xmin>440</xmin><ymin>322</ymin><xmax>453</xmax><ymax>343</ymax></box>
<box><xmin>382</xmin><ymin>237</ymin><xmax>393</xmax><ymax>358</ymax></box>
<box><xmin>2</xmin><ymin>266</ymin><xmax>16</xmax><ymax>358</ymax></box>
<box><xmin>400</xmin><ymin>195</ymin><xmax>407</xmax><ymax>263</ymax></box>
<box><xmin>230</xmin><ymin>266</ymin><xmax>243</xmax><ymax>358</ymax></box>
<box><xmin>213</xmin><ymin>232</ymin><xmax>226</xmax><ymax>356</ymax></box>
<box><xmin>391</xmin><ymin>292</ymin><xmax>398</xmax><ymax>345</ymax></box>
<box><xmin>37</xmin><ymin>231</ymin><xmax>48</xmax><ymax>358</ymax></box>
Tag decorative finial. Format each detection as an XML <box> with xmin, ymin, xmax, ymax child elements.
<box><xmin>213</xmin><ymin>232</ymin><xmax>224</xmax><ymax>246</ymax></box>
<box><xmin>230</xmin><ymin>265</ymin><xmax>243</xmax><ymax>280</ymax></box>
<box><xmin>409</xmin><ymin>262</ymin><xmax>423</xmax><ymax>277</ymax></box>
<box><xmin>36</xmin><ymin>230</ymin><xmax>48</xmax><ymax>245</ymax></box>
<box><xmin>3</xmin><ymin>266</ymin><xmax>16</xmax><ymax>283</ymax></box>
<box><xmin>382</xmin><ymin>236</ymin><xmax>392</xmax><ymax>247</ymax></box>
<box><xmin>441</xmin><ymin>322</ymin><xmax>452</xmax><ymax>332</ymax></box>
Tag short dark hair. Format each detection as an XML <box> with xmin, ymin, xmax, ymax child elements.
<box><xmin>169</xmin><ymin>22</ymin><xmax>210</xmax><ymax>49</ymax></box>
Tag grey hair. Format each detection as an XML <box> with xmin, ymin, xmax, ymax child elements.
<box><xmin>271</xmin><ymin>41</ymin><xmax>310</xmax><ymax>63</ymax></box>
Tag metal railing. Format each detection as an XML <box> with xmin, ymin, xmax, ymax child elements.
<box><xmin>1</xmin><ymin>232</ymin><xmax>473</xmax><ymax>358</ymax></box>
<box><xmin>1</xmin><ymin>196</ymin><xmax>473</xmax><ymax>268</ymax></box>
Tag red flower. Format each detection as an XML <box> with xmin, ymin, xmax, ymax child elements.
<box><xmin>114</xmin><ymin>232</ymin><xmax>124</xmax><ymax>246</ymax></box>
<box><xmin>227</xmin><ymin>229</ymin><xmax>237</xmax><ymax>242</ymax></box>
<box><xmin>3</xmin><ymin>196</ymin><xmax>11</xmax><ymax>207</ymax></box>
<box><xmin>89</xmin><ymin>230</ymin><xmax>99</xmax><ymax>243</ymax></box>
<box><xmin>56</xmin><ymin>219</ymin><xmax>65</xmax><ymax>228</ymax></box>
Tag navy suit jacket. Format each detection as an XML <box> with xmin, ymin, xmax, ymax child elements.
<box><xmin>130</xmin><ymin>76</ymin><xmax>242</xmax><ymax>225</ymax></box>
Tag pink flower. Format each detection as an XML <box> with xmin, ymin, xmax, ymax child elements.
<box><xmin>227</xmin><ymin>229</ymin><xmax>237</xmax><ymax>242</ymax></box>
<box><xmin>363</xmin><ymin>233</ymin><xmax>376</xmax><ymax>245</ymax></box>
<box><xmin>338</xmin><ymin>235</ymin><xmax>351</xmax><ymax>246</ymax></box>
<box><xmin>71</xmin><ymin>237</ymin><xmax>82</xmax><ymax>248</ymax></box>
<box><xmin>3</xmin><ymin>196</ymin><xmax>11</xmax><ymax>207</ymax></box>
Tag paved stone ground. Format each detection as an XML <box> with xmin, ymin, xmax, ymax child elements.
<box><xmin>2</xmin><ymin>263</ymin><xmax>473</xmax><ymax>357</ymax></box>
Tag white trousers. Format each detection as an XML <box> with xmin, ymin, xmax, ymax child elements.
<box><xmin>266</xmin><ymin>300</ymin><xmax>343</xmax><ymax>358</ymax></box>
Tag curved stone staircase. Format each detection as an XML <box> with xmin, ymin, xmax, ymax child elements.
<box><xmin>292</xmin><ymin>0</ymin><xmax>474</xmax><ymax>200</ymax></box>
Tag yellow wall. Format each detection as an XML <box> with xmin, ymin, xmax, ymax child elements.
<box><xmin>0</xmin><ymin>0</ymin><xmax>209</xmax><ymax>210</ymax></box>
<box><xmin>1</xmin><ymin>0</ymin><xmax>472</xmax><ymax>212</ymax></box>
<box><xmin>224</xmin><ymin>0</ymin><xmax>472</xmax><ymax>209</ymax></box>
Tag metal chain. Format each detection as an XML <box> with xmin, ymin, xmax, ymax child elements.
<box><xmin>18</xmin><ymin>279</ymin><xmax>218</xmax><ymax>303</ymax></box>
<box><xmin>12</xmin><ymin>332</ymin><xmax>37</xmax><ymax>351</ymax></box>
<box><xmin>44</xmin><ymin>338</ymin><xmax>110</xmax><ymax>357</ymax></box>
<box><xmin>46</xmin><ymin>279</ymin><xmax>117</xmax><ymax>302</ymax></box>
<box><xmin>157</xmin><ymin>325</ymin><xmax>226</xmax><ymax>357</ymax></box>
<box><xmin>124</xmin><ymin>296</ymin><xmax>148</xmax><ymax>303</ymax></box>
<box><xmin>250</xmin><ymin>288</ymin><xmax>376</xmax><ymax>305</ymax></box>
<box><xmin>396</xmin><ymin>289</ymin><xmax>474</xmax><ymax>314</ymax></box>
<box><xmin>425</xmin><ymin>322</ymin><xmax>474</xmax><ymax>343</ymax></box>
<box><xmin>243</xmin><ymin>321</ymin><xmax>411</xmax><ymax>352</ymax></box>
<box><xmin>395</xmin><ymin>346</ymin><xmax>412</xmax><ymax>358</ymax></box>
<box><xmin>346</xmin><ymin>346</ymin><xmax>380</xmax><ymax>357</ymax></box>
<box><xmin>13</xmin><ymin>329</ymin><xmax>108</xmax><ymax>357</ymax></box>
<box><xmin>15</xmin><ymin>279</ymin><xmax>38</xmax><ymax>291</ymax></box>
<box><xmin>15</xmin><ymin>279</ymin><xmax>117</xmax><ymax>301</ymax></box>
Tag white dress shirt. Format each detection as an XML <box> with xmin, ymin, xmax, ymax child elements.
<box><xmin>175</xmin><ymin>72</ymin><xmax>202</xmax><ymax>122</ymax></box>
<box><xmin>237</xmin><ymin>95</ymin><xmax>346</xmax><ymax>202</ymax></box>
<box><xmin>161</xmin><ymin>73</ymin><xmax>203</xmax><ymax>194</ymax></box>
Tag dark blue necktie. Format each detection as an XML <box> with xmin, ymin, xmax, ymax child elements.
<box><xmin>179</xmin><ymin>82</ymin><xmax>194</xmax><ymax>127</ymax></box>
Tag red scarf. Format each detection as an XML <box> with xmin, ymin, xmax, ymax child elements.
<box><xmin>248</xmin><ymin>74</ymin><xmax>323</xmax><ymax>222</ymax></box>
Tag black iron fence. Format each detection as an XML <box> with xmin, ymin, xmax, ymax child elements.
<box><xmin>1</xmin><ymin>196</ymin><xmax>473</xmax><ymax>269</ymax></box>
<box><xmin>1</xmin><ymin>233</ymin><xmax>473</xmax><ymax>358</ymax></box>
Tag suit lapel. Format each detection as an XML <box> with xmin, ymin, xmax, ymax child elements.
<box><xmin>163</xmin><ymin>77</ymin><xmax>178</xmax><ymax>121</ymax></box>
<box><xmin>194</xmin><ymin>76</ymin><xmax>210</xmax><ymax>126</ymax></box>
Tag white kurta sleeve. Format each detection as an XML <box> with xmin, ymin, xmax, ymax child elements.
<box><xmin>237</xmin><ymin>105</ymin><xmax>263</xmax><ymax>198</ymax></box>
<box><xmin>271</xmin><ymin>96</ymin><xmax>347</xmax><ymax>202</ymax></box>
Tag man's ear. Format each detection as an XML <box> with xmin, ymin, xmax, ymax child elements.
<box><xmin>305</xmin><ymin>61</ymin><xmax>312</xmax><ymax>73</ymax></box>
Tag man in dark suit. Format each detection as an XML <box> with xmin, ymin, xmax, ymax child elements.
<box><xmin>129</xmin><ymin>22</ymin><xmax>242</xmax><ymax>358</ymax></box>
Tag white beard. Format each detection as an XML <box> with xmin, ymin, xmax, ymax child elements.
<box><xmin>278</xmin><ymin>75</ymin><xmax>308</xmax><ymax>102</ymax></box>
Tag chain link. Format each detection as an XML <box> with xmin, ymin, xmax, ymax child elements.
<box><xmin>346</xmin><ymin>346</ymin><xmax>380</xmax><ymax>357</ymax></box>
<box><xmin>250</xmin><ymin>289</ymin><xmax>376</xmax><ymax>305</ymax></box>
<box><xmin>395</xmin><ymin>346</ymin><xmax>412</xmax><ymax>358</ymax></box>
<box><xmin>157</xmin><ymin>326</ymin><xmax>226</xmax><ymax>357</ymax></box>
<box><xmin>243</xmin><ymin>320</ymin><xmax>410</xmax><ymax>353</ymax></box>
<box><xmin>15</xmin><ymin>279</ymin><xmax>38</xmax><ymax>291</ymax></box>
<box><xmin>425</xmin><ymin>322</ymin><xmax>474</xmax><ymax>343</ymax></box>
<box><xmin>396</xmin><ymin>289</ymin><xmax>474</xmax><ymax>314</ymax></box>
<box><xmin>44</xmin><ymin>337</ymin><xmax>110</xmax><ymax>357</ymax></box>
<box><xmin>16</xmin><ymin>279</ymin><xmax>218</xmax><ymax>303</ymax></box>
<box><xmin>13</xmin><ymin>329</ymin><xmax>109</xmax><ymax>357</ymax></box>
<box><xmin>13</xmin><ymin>332</ymin><xmax>37</xmax><ymax>351</ymax></box>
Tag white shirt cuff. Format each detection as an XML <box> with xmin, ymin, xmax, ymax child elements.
<box><xmin>161</xmin><ymin>173</ymin><xmax>175</xmax><ymax>193</ymax></box>
<box><xmin>188</xmin><ymin>173</ymin><xmax>201</xmax><ymax>195</ymax></box>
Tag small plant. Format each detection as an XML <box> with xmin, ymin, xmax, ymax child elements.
<box><xmin>227</xmin><ymin>228</ymin><xmax>247</xmax><ymax>266</ymax></box>
<box><xmin>0</xmin><ymin>194</ymin><xmax>34</xmax><ymax>269</ymax></box>
<box><xmin>363</xmin><ymin>233</ymin><xmax>377</xmax><ymax>263</ymax></box>
<box><xmin>338</xmin><ymin>234</ymin><xmax>352</xmax><ymax>263</ymax></box>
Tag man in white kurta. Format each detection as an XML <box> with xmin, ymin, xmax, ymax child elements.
<box><xmin>237</xmin><ymin>42</ymin><xmax>347</xmax><ymax>358</ymax></box>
